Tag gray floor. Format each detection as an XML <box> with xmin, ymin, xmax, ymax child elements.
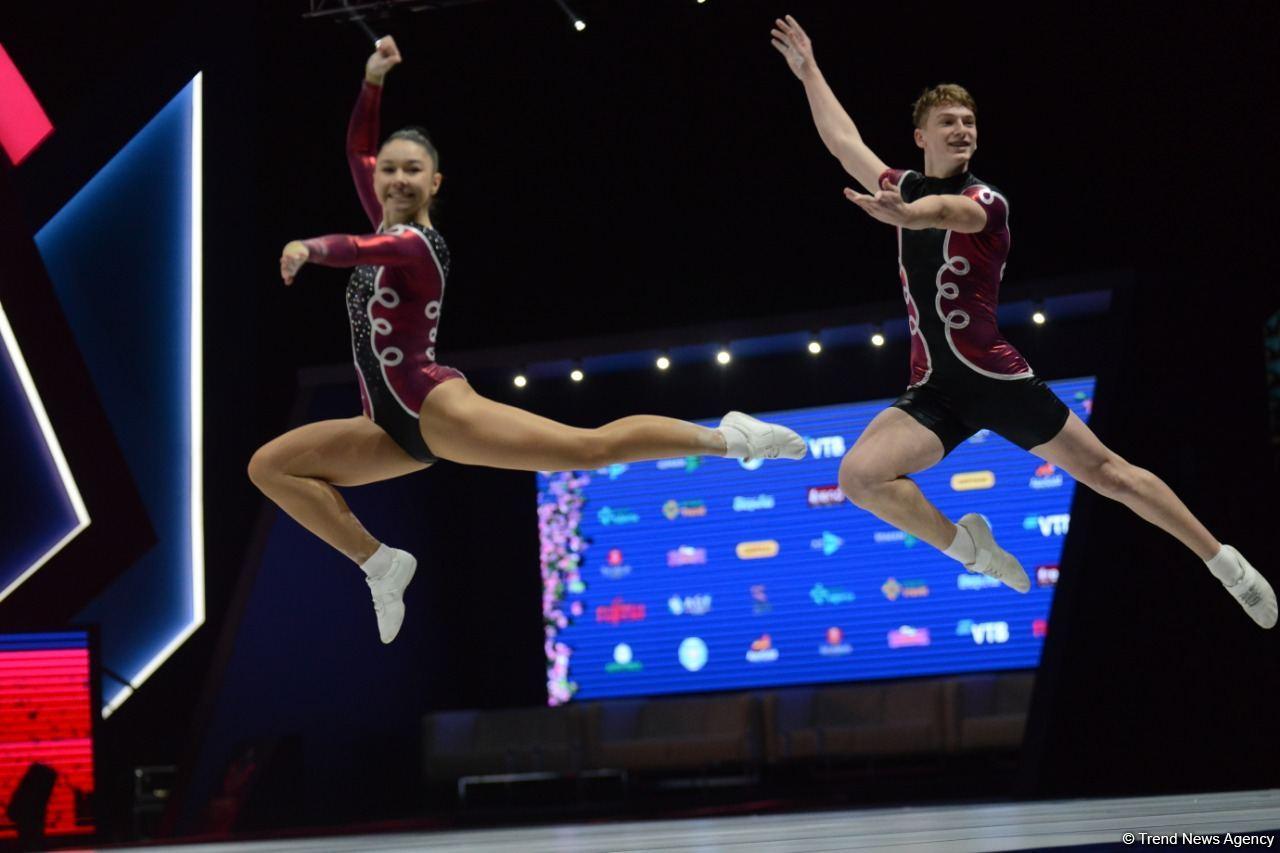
<box><xmin>78</xmin><ymin>789</ymin><xmax>1280</xmax><ymax>852</ymax></box>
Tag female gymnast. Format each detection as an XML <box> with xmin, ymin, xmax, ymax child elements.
<box><xmin>249</xmin><ymin>37</ymin><xmax>806</xmax><ymax>643</ymax></box>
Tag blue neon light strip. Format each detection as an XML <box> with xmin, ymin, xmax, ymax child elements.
<box><xmin>0</xmin><ymin>303</ymin><xmax>90</xmax><ymax>602</ymax></box>
<box><xmin>34</xmin><ymin>76</ymin><xmax>203</xmax><ymax>716</ymax></box>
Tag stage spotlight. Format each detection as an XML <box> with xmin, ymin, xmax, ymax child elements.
<box><xmin>513</xmin><ymin>374</ymin><xmax>528</xmax><ymax>388</ymax></box>
<box><xmin>716</xmin><ymin>349</ymin><xmax>732</xmax><ymax>365</ymax></box>
<box><xmin>656</xmin><ymin>354</ymin><xmax>671</xmax><ymax>370</ymax></box>
<box><xmin>807</xmin><ymin>338</ymin><xmax>822</xmax><ymax>355</ymax></box>
<box><xmin>553</xmin><ymin>0</ymin><xmax>586</xmax><ymax>31</ymax></box>
<box><xmin>870</xmin><ymin>328</ymin><xmax>886</xmax><ymax>347</ymax></box>
<box><xmin>570</xmin><ymin>367</ymin><xmax>585</xmax><ymax>382</ymax></box>
<box><xmin>1032</xmin><ymin>303</ymin><xmax>1047</xmax><ymax>325</ymax></box>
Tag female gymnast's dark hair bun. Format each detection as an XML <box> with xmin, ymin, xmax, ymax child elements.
<box><xmin>383</xmin><ymin>126</ymin><xmax>440</xmax><ymax>171</ymax></box>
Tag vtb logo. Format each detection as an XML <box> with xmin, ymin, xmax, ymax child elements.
<box><xmin>806</xmin><ymin>435</ymin><xmax>847</xmax><ymax>459</ymax></box>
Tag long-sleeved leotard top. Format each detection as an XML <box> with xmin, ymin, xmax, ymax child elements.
<box><xmin>880</xmin><ymin>167</ymin><xmax>1031</xmax><ymax>388</ymax></box>
<box><xmin>302</xmin><ymin>81</ymin><xmax>454</xmax><ymax>420</ymax></box>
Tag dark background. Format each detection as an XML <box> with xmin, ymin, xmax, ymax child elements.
<box><xmin>2</xmin><ymin>0</ymin><xmax>1277</xmax><ymax>839</ymax></box>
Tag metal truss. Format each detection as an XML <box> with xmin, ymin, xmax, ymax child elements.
<box><xmin>304</xmin><ymin>0</ymin><xmax>495</xmax><ymax>22</ymax></box>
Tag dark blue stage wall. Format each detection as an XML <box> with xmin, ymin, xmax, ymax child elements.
<box><xmin>540</xmin><ymin>377</ymin><xmax>1093</xmax><ymax>705</ymax></box>
<box><xmin>178</xmin><ymin>377</ymin><xmax>544</xmax><ymax>830</ymax></box>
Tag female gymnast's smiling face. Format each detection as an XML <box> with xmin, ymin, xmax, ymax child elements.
<box><xmin>375</xmin><ymin>138</ymin><xmax>442</xmax><ymax>223</ymax></box>
<box><xmin>914</xmin><ymin>104</ymin><xmax>978</xmax><ymax>176</ymax></box>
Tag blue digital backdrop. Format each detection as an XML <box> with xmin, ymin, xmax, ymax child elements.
<box><xmin>539</xmin><ymin>376</ymin><xmax>1093</xmax><ymax>704</ymax></box>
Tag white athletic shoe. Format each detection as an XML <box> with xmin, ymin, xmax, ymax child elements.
<box><xmin>957</xmin><ymin>513</ymin><xmax>1031</xmax><ymax>593</ymax></box>
<box><xmin>1219</xmin><ymin>546</ymin><xmax>1277</xmax><ymax>629</ymax></box>
<box><xmin>366</xmin><ymin>549</ymin><xmax>417</xmax><ymax>644</ymax></box>
<box><xmin>718</xmin><ymin>411</ymin><xmax>807</xmax><ymax>462</ymax></box>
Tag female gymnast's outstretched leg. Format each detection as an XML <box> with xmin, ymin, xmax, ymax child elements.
<box><xmin>249</xmin><ymin>401</ymin><xmax>798</xmax><ymax>644</ymax></box>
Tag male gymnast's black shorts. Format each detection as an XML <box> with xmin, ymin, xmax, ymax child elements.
<box><xmin>892</xmin><ymin>374</ymin><xmax>1070</xmax><ymax>456</ymax></box>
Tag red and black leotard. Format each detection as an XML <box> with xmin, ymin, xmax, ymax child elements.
<box><xmin>301</xmin><ymin>81</ymin><xmax>463</xmax><ymax>463</ymax></box>
<box><xmin>879</xmin><ymin>167</ymin><xmax>1068</xmax><ymax>454</ymax></box>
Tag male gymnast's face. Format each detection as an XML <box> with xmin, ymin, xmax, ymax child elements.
<box><xmin>374</xmin><ymin>139</ymin><xmax>442</xmax><ymax>220</ymax></box>
<box><xmin>914</xmin><ymin>104</ymin><xmax>978</xmax><ymax>172</ymax></box>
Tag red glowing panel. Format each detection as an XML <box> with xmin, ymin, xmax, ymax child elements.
<box><xmin>0</xmin><ymin>636</ymin><xmax>95</xmax><ymax>841</ymax></box>
<box><xmin>0</xmin><ymin>44</ymin><xmax>54</xmax><ymax>165</ymax></box>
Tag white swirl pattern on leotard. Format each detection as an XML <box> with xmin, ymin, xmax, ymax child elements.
<box><xmin>346</xmin><ymin>223</ymin><xmax>453</xmax><ymax>421</ymax></box>
<box><xmin>368</xmin><ymin>224</ymin><xmax>450</xmax><ymax>416</ymax></box>
<box><xmin>898</xmin><ymin>217</ymin><xmax>933</xmax><ymax>386</ymax></box>
<box><xmin>936</xmin><ymin>224</ymin><xmax>1033</xmax><ymax>380</ymax></box>
<box><xmin>935</xmin><ymin>242</ymin><xmax>972</xmax><ymax>333</ymax></box>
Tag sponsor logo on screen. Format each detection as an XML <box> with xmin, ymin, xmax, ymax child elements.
<box><xmin>601</xmin><ymin>548</ymin><xmax>633</xmax><ymax>580</ymax></box>
<box><xmin>668</xmin><ymin>594</ymin><xmax>712</xmax><ymax>616</ymax></box>
<box><xmin>957</xmin><ymin>619</ymin><xmax>1010</xmax><ymax>644</ymax></box>
<box><xmin>951</xmin><ymin>470</ymin><xmax>996</xmax><ymax>491</ymax></box>
<box><xmin>596</xmin><ymin>463</ymin><xmax>629</xmax><ymax>480</ymax></box>
<box><xmin>1075</xmin><ymin>391</ymin><xmax>1093</xmax><ymax>416</ymax></box>
<box><xmin>888</xmin><ymin>625</ymin><xmax>931</xmax><ymax>648</ymax></box>
<box><xmin>746</xmin><ymin>634</ymin><xmax>780</xmax><ymax>663</ymax></box>
<box><xmin>736</xmin><ymin>540</ymin><xmax>780</xmax><ymax>560</ymax></box>
<box><xmin>819</xmin><ymin>627</ymin><xmax>853</xmax><ymax>657</ymax></box>
<box><xmin>597</xmin><ymin>506</ymin><xmax>640</xmax><ymax>526</ymax></box>
<box><xmin>1024</xmin><ymin>513</ymin><xmax>1071</xmax><ymax>536</ymax></box>
<box><xmin>810</xmin><ymin>582</ymin><xmax>855</xmax><ymax>605</ymax></box>
<box><xmin>967</xmin><ymin>429</ymin><xmax>992</xmax><ymax>444</ymax></box>
<box><xmin>810</xmin><ymin>531</ymin><xmax>844</xmax><ymax>556</ymax></box>
<box><xmin>667</xmin><ymin>546</ymin><xmax>707</xmax><ymax>567</ymax></box>
<box><xmin>881</xmin><ymin>577</ymin><xmax>930</xmax><ymax>600</ymax></box>
<box><xmin>874</xmin><ymin>530</ymin><xmax>919</xmax><ymax>547</ymax></box>
<box><xmin>657</xmin><ymin>456</ymin><xmax>702</xmax><ymax>473</ymax></box>
<box><xmin>605</xmin><ymin>643</ymin><xmax>643</xmax><ymax>673</ymax></box>
<box><xmin>1037</xmin><ymin>565</ymin><xmax>1060</xmax><ymax>587</ymax></box>
<box><xmin>596</xmin><ymin>597</ymin><xmax>647</xmax><ymax>625</ymax></box>
<box><xmin>1033</xmin><ymin>619</ymin><xmax>1048</xmax><ymax>638</ymax></box>
<box><xmin>957</xmin><ymin>573</ymin><xmax>1003</xmax><ymax>590</ymax></box>
<box><xmin>750</xmin><ymin>584</ymin><xmax>773</xmax><ymax>615</ymax></box>
<box><xmin>678</xmin><ymin>637</ymin><xmax>708</xmax><ymax>672</ymax></box>
<box><xmin>1029</xmin><ymin>462</ymin><xmax>1064</xmax><ymax>490</ymax></box>
<box><xmin>806</xmin><ymin>435</ymin><xmax>848</xmax><ymax>459</ymax></box>
<box><xmin>733</xmin><ymin>494</ymin><xmax>776</xmax><ymax>512</ymax></box>
<box><xmin>663</xmin><ymin>499</ymin><xmax>708</xmax><ymax>520</ymax></box>
<box><xmin>807</xmin><ymin>485</ymin><xmax>844</xmax><ymax>507</ymax></box>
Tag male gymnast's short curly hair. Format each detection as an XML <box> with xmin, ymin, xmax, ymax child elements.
<box><xmin>912</xmin><ymin>84</ymin><xmax>977</xmax><ymax>128</ymax></box>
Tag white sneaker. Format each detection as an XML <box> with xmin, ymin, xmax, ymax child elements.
<box><xmin>366</xmin><ymin>549</ymin><xmax>417</xmax><ymax>643</ymax></box>
<box><xmin>1220</xmin><ymin>546</ymin><xmax>1277</xmax><ymax>629</ymax></box>
<box><xmin>957</xmin><ymin>513</ymin><xmax>1030</xmax><ymax>593</ymax></box>
<box><xmin>718</xmin><ymin>411</ymin><xmax>807</xmax><ymax>462</ymax></box>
